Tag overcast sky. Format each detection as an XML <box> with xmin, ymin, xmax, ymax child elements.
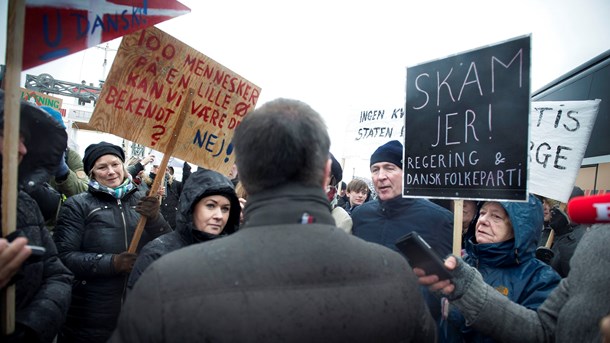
<box><xmin>2</xmin><ymin>0</ymin><xmax>609</xmax><ymax>177</ymax></box>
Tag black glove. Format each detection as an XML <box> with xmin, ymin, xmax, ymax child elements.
<box><xmin>536</xmin><ymin>246</ymin><xmax>554</xmax><ymax>264</ymax></box>
<box><xmin>549</xmin><ymin>207</ymin><xmax>570</xmax><ymax>235</ymax></box>
<box><xmin>136</xmin><ymin>196</ymin><xmax>160</xmax><ymax>220</ymax></box>
<box><xmin>112</xmin><ymin>252</ymin><xmax>137</xmax><ymax>274</ymax></box>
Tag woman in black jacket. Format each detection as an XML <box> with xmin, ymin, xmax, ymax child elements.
<box><xmin>53</xmin><ymin>142</ymin><xmax>172</xmax><ymax>343</ymax></box>
<box><xmin>127</xmin><ymin>168</ymin><xmax>240</xmax><ymax>289</ymax></box>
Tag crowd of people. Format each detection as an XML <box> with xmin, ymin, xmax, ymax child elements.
<box><xmin>1</xmin><ymin>89</ymin><xmax>608</xmax><ymax>342</ymax></box>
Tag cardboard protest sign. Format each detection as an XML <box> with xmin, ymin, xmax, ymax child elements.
<box><xmin>23</xmin><ymin>0</ymin><xmax>191</xmax><ymax>70</ymax></box>
<box><xmin>90</xmin><ymin>26</ymin><xmax>260</xmax><ymax>175</ymax></box>
<box><xmin>19</xmin><ymin>87</ymin><xmax>63</xmax><ymax>109</ymax></box>
<box><xmin>405</xmin><ymin>35</ymin><xmax>531</xmax><ymax>201</ymax></box>
<box><xmin>343</xmin><ymin>106</ymin><xmax>405</xmax><ymax>158</ymax></box>
<box><xmin>529</xmin><ymin>100</ymin><xmax>600</xmax><ymax>202</ymax></box>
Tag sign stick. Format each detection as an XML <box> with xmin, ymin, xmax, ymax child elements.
<box><xmin>2</xmin><ymin>0</ymin><xmax>26</xmax><ymax>335</ymax></box>
<box><xmin>127</xmin><ymin>88</ymin><xmax>195</xmax><ymax>253</ymax></box>
<box><xmin>452</xmin><ymin>200</ymin><xmax>463</xmax><ymax>256</ymax></box>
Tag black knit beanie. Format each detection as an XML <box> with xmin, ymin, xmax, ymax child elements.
<box><xmin>82</xmin><ymin>141</ymin><xmax>125</xmax><ymax>174</ymax></box>
<box><xmin>329</xmin><ymin>153</ymin><xmax>343</xmax><ymax>186</ymax></box>
<box><xmin>370</xmin><ymin>140</ymin><xmax>403</xmax><ymax>168</ymax></box>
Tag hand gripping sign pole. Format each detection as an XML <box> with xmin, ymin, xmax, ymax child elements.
<box><xmin>2</xmin><ymin>0</ymin><xmax>26</xmax><ymax>335</ymax></box>
<box><xmin>127</xmin><ymin>88</ymin><xmax>195</xmax><ymax>253</ymax></box>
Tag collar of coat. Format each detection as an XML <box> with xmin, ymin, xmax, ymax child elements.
<box><xmin>242</xmin><ymin>182</ymin><xmax>335</xmax><ymax>228</ymax></box>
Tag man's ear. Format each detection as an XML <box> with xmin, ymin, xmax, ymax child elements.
<box><xmin>322</xmin><ymin>158</ymin><xmax>332</xmax><ymax>189</ymax></box>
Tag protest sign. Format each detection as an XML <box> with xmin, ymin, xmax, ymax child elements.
<box><xmin>343</xmin><ymin>106</ymin><xmax>405</xmax><ymax>159</ymax></box>
<box><xmin>19</xmin><ymin>87</ymin><xmax>63</xmax><ymax>110</ymax></box>
<box><xmin>404</xmin><ymin>35</ymin><xmax>531</xmax><ymax>201</ymax></box>
<box><xmin>90</xmin><ymin>26</ymin><xmax>261</xmax><ymax>175</ymax></box>
<box><xmin>529</xmin><ymin>100</ymin><xmax>600</xmax><ymax>202</ymax></box>
<box><xmin>23</xmin><ymin>0</ymin><xmax>191</xmax><ymax>70</ymax></box>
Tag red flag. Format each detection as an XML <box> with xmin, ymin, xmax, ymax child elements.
<box><xmin>23</xmin><ymin>0</ymin><xmax>191</xmax><ymax>70</ymax></box>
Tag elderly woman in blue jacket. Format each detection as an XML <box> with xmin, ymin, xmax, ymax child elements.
<box><xmin>442</xmin><ymin>195</ymin><xmax>561</xmax><ymax>343</ymax></box>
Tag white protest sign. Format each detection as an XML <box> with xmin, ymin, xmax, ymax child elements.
<box><xmin>343</xmin><ymin>106</ymin><xmax>405</xmax><ymax>159</ymax></box>
<box><xmin>529</xmin><ymin>99</ymin><xmax>600</xmax><ymax>202</ymax></box>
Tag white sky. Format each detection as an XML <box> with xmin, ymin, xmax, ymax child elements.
<box><xmin>2</xmin><ymin>0</ymin><xmax>609</xmax><ymax>178</ymax></box>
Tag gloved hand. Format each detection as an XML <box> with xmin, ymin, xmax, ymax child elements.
<box><xmin>136</xmin><ymin>196</ymin><xmax>160</xmax><ymax>219</ymax></box>
<box><xmin>55</xmin><ymin>152</ymin><xmax>70</xmax><ymax>179</ymax></box>
<box><xmin>183</xmin><ymin>161</ymin><xmax>191</xmax><ymax>172</ymax></box>
<box><xmin>112</xmin><ymin>252</ymin><xmax>137</xmax><ymax>274</ymax></box>
<box><xmin>549</xmin><ymin>207</ymin><xmax>570</xmax><ymax>235</ymax></box>
<box><xmin>535</xmin><ymin>246</ymin><xmax>555</xmax><ymax>264</ymax></box>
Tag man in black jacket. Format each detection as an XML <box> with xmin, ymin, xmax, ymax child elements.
<box><xmin>111</xmin><ymin>98</ymin><xmax>436</xmax><ymax>342</ymax></box>
<box><xmin>0</xmin><ymin>90</ymin><xmax>73</xmax><ymax>343</ymax></box>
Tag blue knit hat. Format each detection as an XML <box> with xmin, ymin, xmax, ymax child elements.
<box><xmin>370</xmin><ymin>140</ymin><xmax>403</xmax><ymax>168</ymax></box>
<box><xmin>40</xmin><ymin>106</ymin><xmax>66</xmax><ymax>128</ymax></box>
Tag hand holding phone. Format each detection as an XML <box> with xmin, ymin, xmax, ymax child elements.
<box><xmin>395</xmin><ymin>231</ymin><xmax>453</xmax><ymax>280</ymax></box>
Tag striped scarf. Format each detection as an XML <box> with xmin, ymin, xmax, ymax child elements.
<box><xmin>89</xmin><ymin>178</ymin><xmax>134</xmax><ymax>199</ymax></box>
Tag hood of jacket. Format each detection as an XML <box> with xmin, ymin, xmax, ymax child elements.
<box><xmin>0</xmin><ymin>90</ymin><xmax>67</xmax><ymax>193</ymax></box>
<box><xmin>466</xmin><ymin>195</ymin><xmax>543</xmax><ymax>267</ymax></box>
<box><xmin>176</xmin><ymin>168</ymin><xmax>240</xmax><ymax>243</ymax></box>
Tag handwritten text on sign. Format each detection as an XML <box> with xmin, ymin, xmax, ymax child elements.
<box><xmin>23</xmin><ymin>0</ymin><xmax>190</xmax><ymax>70</ymax></box>
<box><xmin>90</xmin><ymin>27</ymin><xmax>260</xmax><ymax>174</ymax></box>
<box><xmin>404</xmin><ymin>35</ymin><xmax>531</xmax><ymax>201</ymax></box>
<box><xmin>344</xmin><ymin>107</ymin><xmax>405</xmax><ymax>158</ymax></box>
<box><xmin>529</xmin><ymin>100</ymin><xmax>600</xmax><ymax>202</ymax></box>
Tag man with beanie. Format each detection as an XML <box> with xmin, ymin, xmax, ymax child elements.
<box><xmin>110</xmin><ymin>98</ymin><xmax>436</xmax><ymax>342</ymax></box>
<box><xmin>352</xmin><ymin>140</ymin><xmax>453</xmax><ymax>256</ymax></box>
<box><xmin>351</xmin><ymin>139</ymin><xmax>453</xmax><ymax>327</ymax></box>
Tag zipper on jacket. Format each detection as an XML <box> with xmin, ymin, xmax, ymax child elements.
<box><xmin>117</xmin><ymin>199</ymin><xmax>129</xmax><ymax>251</ymax></box>
<box><xmin>88</xmin><ymin>206</ymin><xmax>109</xmax><ymax>218</ymax></box>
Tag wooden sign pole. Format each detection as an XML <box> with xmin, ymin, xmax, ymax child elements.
<box><xmin>127</xmin><ymin>88</ymin><xmax>195</xmax><ymax>253</ymax></box>
<box><xmin>2</xmin><ymin>0</ymin><xmax>26</xmax><ymax>335</ymax></box>
<box><xmin>452</xmin><ymin>200</ymin><xmax>464</xmax><ymax>256</ymax></box>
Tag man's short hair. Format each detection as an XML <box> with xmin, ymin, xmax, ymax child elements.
<box><xmin>233</xmin><ymin>98</ymin><xmax>330</xmax><ymax>194</ymax></box>
<box><xmin>346</xmin><ymin>179</ymin><xmax>369</xmax><ymax>193</ymax></box>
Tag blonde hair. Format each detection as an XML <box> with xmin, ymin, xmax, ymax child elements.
<box><xmin>235</xmin><ymin>182</ymin><xmax>248</xmax><ymax>200</ymax></box>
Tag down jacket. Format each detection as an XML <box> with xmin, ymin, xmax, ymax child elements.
<box><xmin>53</xmin><ymin>183</ymin><xmax>172</xmax><ymax>343</ymax></box>
<box><xmin>127</xmin><ymin>169</ymin><xmax>240</xmax><ymax>289</ymax></box>
<box><xmin>443</xmin><ymin>195</ymin><xmax>561</xmax><ymax>343</ymax></box>
<box><xmin>0</xmin><ymin>92</ymin><xmax>73</xmax><ymax>343</ymax></box>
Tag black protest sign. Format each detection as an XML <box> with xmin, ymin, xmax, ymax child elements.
<box><xmin>404</xmin><ymin>35</ymin><xmax>530</xmax><ymax>201</ymax></box>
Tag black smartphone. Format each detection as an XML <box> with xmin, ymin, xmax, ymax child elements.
<box><xmin>26</xmin><ymin>245</ymin><xmax>46</xmax><ymax>262</ymax></box>
<box><xmin>395</xmin><ymin>231</ymin><xmax>453</xmax><ymax>280</ymax></box>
